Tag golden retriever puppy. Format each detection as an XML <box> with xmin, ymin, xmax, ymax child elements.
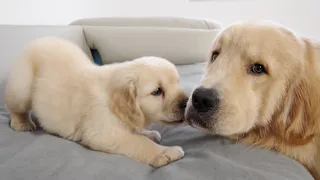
<box><xmin>185</xmin><ymin>20</ymin><xmax>320</xmax><ymax>179</ymax></box>
<box><xmin>5</xmin><ymin>36</ymin><xmax>188</xmax><ymax>168</ymax></box>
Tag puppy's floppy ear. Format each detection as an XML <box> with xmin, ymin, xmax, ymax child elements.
<box><xmin>108</xmin><ymin>75</ymin><xmax>146</xmax><ymax>130</ymax></box>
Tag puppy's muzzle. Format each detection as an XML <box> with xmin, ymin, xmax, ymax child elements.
<box><xmin>185</xmin><ymin>86</ymin><xmax>220</xmax><ymax>128</ymax></box>
<box><xmin>179</xmin><ymin>98</ymin><xmax>188</xmax><ymax>110</ymax></box>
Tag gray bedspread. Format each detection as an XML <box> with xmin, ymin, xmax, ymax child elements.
<box><xmin>0</xmin><ymin>63</ymin><xmax>313</xmax><ymax>180</ymax></box>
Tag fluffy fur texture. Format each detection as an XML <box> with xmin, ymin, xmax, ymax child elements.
<box><xmin>185</xmin><ymin>20</ymin><xmax>320</xmax><ymax>179</ymax></box>
<box><xmin>5</xmin><ymin>37</ymin><xmax>188</xmax><ymax>167</ymax></box>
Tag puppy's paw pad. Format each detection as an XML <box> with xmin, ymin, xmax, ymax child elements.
<box><xmin>151</xmin><ymin>146</ymin><xmax>184</xmax><ymax>168</ymax></box>
<box><xmin>10</xmin><ymin>121</ymin><xmax>36</xmax><ymax>132</ymax></box>
<box><xmin>147</xmin><ymin>130</ymin><xmax>161</xmax><ymax>142</ymax></box>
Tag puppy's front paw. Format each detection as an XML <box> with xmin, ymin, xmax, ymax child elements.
<box><xmin>146</xmin><ymin>130</ymin><xmax>161</xmax><ymax>142</ymax></box>
<box><xmin>151</xmin><ymin>146</ymin><xmax>184</xmax><ymax>168</ymax></box>
<box><xmin>10</xmin><ymin>120</ymin><xmax>36</xmax><ymax>131</ymax></box>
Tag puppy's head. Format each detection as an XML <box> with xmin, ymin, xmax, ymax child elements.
<box><xmin>185</xmin><ymin>21</ymin><xmax>306</xmax><ymax>136</ymax></box>
<box><xmin>109</xmin><ymin>56</ymin><xmax>188</xmax><ymax>129</ymax></box>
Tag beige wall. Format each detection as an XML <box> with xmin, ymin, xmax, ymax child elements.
<box><xmin>0</xmin><ymin>0</ymin><xmax>319</xmax><ymax>39</ymax></box>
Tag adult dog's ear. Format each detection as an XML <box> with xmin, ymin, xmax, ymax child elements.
<box><xmin>281</xmin><ymin>38</ymin><xmax>319</xmax><ymax>146</ymax></box>
<box><xmin>271</xmin><ymin>38</ymin><xmax>318</xmax><ymax>146</ymax></box>
<box><xmin>108</xmin><ymin>76</ymin><xmax>146</xmax><ymax>130</ymax></box>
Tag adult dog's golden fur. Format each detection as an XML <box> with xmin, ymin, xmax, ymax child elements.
<box><xmin>185</xmin><ymin>20</ymin><xmax>320</xmax><ymax>179</ymax></box>
<box><xmin>5</xmin><ymin>37</ymin><xmax>188</xmax><ymax>167</ymax></box>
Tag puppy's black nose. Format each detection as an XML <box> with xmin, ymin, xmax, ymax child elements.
<box><xmin>192</xmin><ymin>87</ymin><xmax>219</xmax><ymax>112</ymax></box>
<box><xmin>179</xmin><ymin>98</ymin><xmax>188</xmax><ymax>109</ymax></box>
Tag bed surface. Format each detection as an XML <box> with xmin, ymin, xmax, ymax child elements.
<box><xmin>0</xmin><ymin>63</ymin><xmax>313</xmax><ymax>180</ymax></box>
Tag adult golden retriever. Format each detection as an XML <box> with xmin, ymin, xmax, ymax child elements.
<box><xmin>185</xmin><ymin>20</ymin><xmax>320</xmax><ymax>179</ymax></box>
<box><xmin>5</xmin><ymin>37</ymin><xmax>188</xmax><ymax>168</ymax></box>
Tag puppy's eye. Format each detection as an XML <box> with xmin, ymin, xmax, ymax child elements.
<box><xmin>250</xmin><ymin>64</ymin><xmax>266</xmax><ymax>75</ymax></box>
<box><xmin>211</xmin><ymin>50</ymin><xmax>220</xmax><ymax>62</ymax></box>
<box><xmin>151</xmin><ymin>88</ymin><xmax>163</xmax><ymax>96</ymax></box>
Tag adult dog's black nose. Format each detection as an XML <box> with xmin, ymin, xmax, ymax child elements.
<box><xmin>192</xmin><ymin>87</ymin><xmax>219</xmax><ymax>112</ymax></box>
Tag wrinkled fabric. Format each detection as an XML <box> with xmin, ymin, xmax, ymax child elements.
<box><xmin>0</xmin><ymin>63</ymin><xmax>313</xmax><ymax>180</ymax></box>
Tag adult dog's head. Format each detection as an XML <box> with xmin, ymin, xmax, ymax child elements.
<box><xmin>185</xmin><ymin>20</ymin><xmax>319</xmax><ymax>137</ymax></box>
<box><xmin>108</xmin><ymin>56</ymin><xmax>188</xmax><ymax>129</ymax></box>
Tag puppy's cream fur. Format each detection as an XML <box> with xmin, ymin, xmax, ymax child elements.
<box><xmin>5</xmin><ymin>37</ymin><xmax>188</xmax><ymax>167</ymax></box>
<box><xmin>186</xmin><ymin>21</ymin><xmax>320</xmax><ymax>179</ymax></box>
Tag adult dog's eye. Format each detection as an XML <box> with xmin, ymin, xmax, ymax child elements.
<box><xmin>151</xmin><ymin>88</ymin><xmax>163</xmax><ymax>96</ymax></box>
<box><xmin>250</xmin><ymin>64</ymin><xmax>266</xmax><ymax>75</ymax></box>
<box><xmin>211</xmin><ymin>50</ymin><xmax>220</xmax><ymax>62</ymax></box>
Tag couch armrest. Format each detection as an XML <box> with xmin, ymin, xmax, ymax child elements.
<box><xmin>0</xmin><ymin>25</ymin><xmax>92</xmax><ymax>83</ymax></box>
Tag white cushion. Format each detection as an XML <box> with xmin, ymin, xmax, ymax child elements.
<box><xmin>83</xmin><ymin>26</ymin><xmax>220</xmax><ymax>65</ymax></box>
<box><xmin>70</xmin><ymin>17</ymin><xmax>221</xmax><ymax>30</ymax></box>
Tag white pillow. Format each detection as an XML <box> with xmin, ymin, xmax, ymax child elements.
<box><xmin>83</xmin><ymin>26</ymin><xmax>220</xmax><ymax>65</ymax></box>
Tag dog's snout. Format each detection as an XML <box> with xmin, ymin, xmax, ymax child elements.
<box><xmin>179</xmin><ymin>98</ymin><xmax>188</xmax><ymax>109</ymax></box>
<box><xmin>192</xmin><ymin>87</ymin><xmax>219</xmax><ymax>112</ymax></box>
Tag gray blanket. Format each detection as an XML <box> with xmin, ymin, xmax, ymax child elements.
<box><xmin>0</xmin><ymin>63</ymin><xmax>313</xmax><ymax>180</ymax></box>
